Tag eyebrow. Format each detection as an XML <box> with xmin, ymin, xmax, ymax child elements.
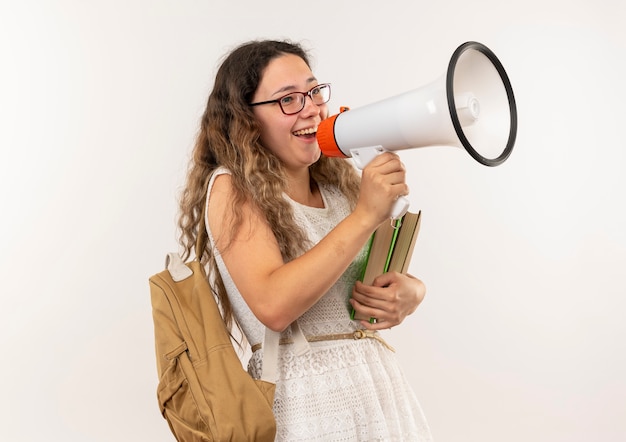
<box><xmin>271</xmin><ymin>76</ymin><xmax>318</xmax><ymax>97</ymax></box>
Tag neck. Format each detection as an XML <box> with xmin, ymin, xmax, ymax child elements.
<box><xmin>286</xmin><ymin>171</ymin><xmax>324</xmax><ymax>208</ymax></box>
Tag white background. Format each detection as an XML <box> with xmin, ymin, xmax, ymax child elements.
<box><xmin>1</xmin><ymin>1</ymin><xmax>625</xmax><ymax>441</ymax></box>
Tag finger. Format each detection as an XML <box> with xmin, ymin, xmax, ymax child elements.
<box><xmin>372</xmin><ymin>158</ymin><xmax>406</xmax><ymax>177</ymax></box>
<box><xmin>352</xmin><ymin>284</ymin><xmax>391</xmax><ymax>308</ymax></box>
<box><xmin>370</xmin><ymin>271</ymin><xmax>402</xmax><ymax>288</ymax></box>
<box><xmin>360</xmin><ymin>318</ymin><xmax>400</xmax><ymax>331</ymax></box>
<box><xmin>390</xmin><ymin>181</ymin><xmax>409</xmax><ymax>197</ymax></box>
<box><xmin>365</xmin><ymin>152</ymin><xmax>404</xmax><ymax>173</ymax></box>
<box><xmin>350</xmin><ymin>297</ymin><xmax>390</xmax><ymax>321</ymax></box>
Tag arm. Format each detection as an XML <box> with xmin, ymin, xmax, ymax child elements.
<box><xmin>208</xmin><ymin>153</ymin><xmax>408</xmax><ymax>332</ymax></box>
<box><xmin>349</xmin><ymin>272</ymin><xmax>426</xmax><ymax>330</ymax></box>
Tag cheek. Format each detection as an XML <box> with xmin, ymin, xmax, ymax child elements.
<box><xmin>255</xmin><ymin>113</ymin><xmax>277</xmax><ymax>144</ymax></box>
<box><xmin>258</xmin><ymin>118</ymin><xmax>293</xmax><ymax>151</ymax></box>
<box><xmin>254</xmin><ymin>109</ymin><xmax>299</xmax><ymax>147</ymax></box>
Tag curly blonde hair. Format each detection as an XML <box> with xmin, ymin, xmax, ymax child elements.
<box><xmin>178</xmin><ymin>40</ymin><xmax>360</xmax><ymax>330</ymax></box>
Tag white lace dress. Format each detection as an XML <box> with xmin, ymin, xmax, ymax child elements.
<box><xmin>206</xmin><ymin>168</ymin><xmax>433</xmax><ymax>441</ymax></box>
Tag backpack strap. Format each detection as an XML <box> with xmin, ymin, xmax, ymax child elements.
<box><xmin>289</xmin><ymin>321</ymin><xmax>311</xmax><ymax>357</ymax></box>
<box><xmin>260</xmin><ymin>328</ymin><xmax>280</xmax><ymax>382</ymax></box>
<box><xmin>165</xmin><ymin>253</ymin><xmax>193</xmax><ymax>281</ymax></box>
<box><xmin>260</xmin><ymin>322</ymin><xmax>310</xmax><ymax>383</ymax></box>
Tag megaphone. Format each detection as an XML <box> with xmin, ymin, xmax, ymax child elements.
<box><xmin>317</xmin><ymin>41</ymin><xmax>517</xmax><ymax>220</ymax></box>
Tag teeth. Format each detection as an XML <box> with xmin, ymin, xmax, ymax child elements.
<box><xmin>293</xmin><ymin>127</ymin><xmax>317</xmax><ymax>136</ymax></box>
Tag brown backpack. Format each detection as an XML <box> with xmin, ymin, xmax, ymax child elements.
<box><xmin>149</xmin><ymin>250</ymin><xmax>279</xmax><ymax>441</ymax></box>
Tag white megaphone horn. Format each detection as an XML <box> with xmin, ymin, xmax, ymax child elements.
<box><xmin>317</xmin><ymin>41</ymin><xmax>518</xmax><ymax>220</ymax></box>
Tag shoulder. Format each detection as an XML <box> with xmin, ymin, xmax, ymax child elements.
<box><xmin>208</xmin><ymin>167</ymin><xmax>233</xmax><ymax>198</ymax></box>
<box><xmin>206</xmin><ymin>169</ymin><xmax>235</xmax><ymax>221</ymax></box>
<box><xmin>207</xmin><ymin>169</ymin><xmax>238</xmax><ymax>247</ymax></box>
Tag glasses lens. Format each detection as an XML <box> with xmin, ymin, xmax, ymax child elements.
<box><xmin>279</xmin><ymin>93</ymin><xmax>303</xmax><ymax>115</ymax></box>
<box><xmin>311</xmin><ymin>84</ymin><xmax>331</xmax><ymax>105</ymax></box>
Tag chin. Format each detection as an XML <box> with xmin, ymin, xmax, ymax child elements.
<box><xmin>311</xmin><ymin>148</ymin><xmax>322</xmax><ymax>163</ymax></box>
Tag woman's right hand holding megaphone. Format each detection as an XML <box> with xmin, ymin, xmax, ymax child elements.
<box><xmin>352</xmin><ymin>151</ymin><xmax>410</xmax><ymax>228</ymax></box>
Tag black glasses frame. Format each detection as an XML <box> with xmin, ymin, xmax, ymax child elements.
<box><xmin>249</xmin><ymin>83</ymin><xmax>331</xmax><ymax>115</ymax></box>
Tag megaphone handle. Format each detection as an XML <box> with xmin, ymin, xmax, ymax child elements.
<box><xmin>391</xmin><ymin>196</ymin><xmax>410</xmax><ymax>221</ymax></box>
<box><xmin>349</xmin><ymin>146</ymin><xmax>385</xmax><ymax>169</ymax></box>
<box><xmin>349</xmin><ymin>146</ymin><xmax>411</xmax><ymax>221</ymax></box>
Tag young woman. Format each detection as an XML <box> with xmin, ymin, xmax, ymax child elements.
<box><xmin>178</xmin><ymin>39</ymin><xmax>433</xmax><ymax>441</ymax></box>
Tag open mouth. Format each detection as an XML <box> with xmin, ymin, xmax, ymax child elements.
<box><xmin>293</xmin><ymin>127</ymin><xmax>317</xmax><ymax>138</ymax></box>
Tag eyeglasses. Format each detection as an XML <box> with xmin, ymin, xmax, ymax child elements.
<box><xmin>249</xmin><ymin>83</ymin><xmax>331</xmax><ymax>115</ymax></box>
